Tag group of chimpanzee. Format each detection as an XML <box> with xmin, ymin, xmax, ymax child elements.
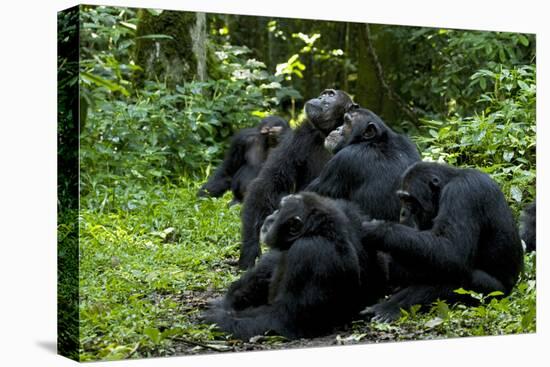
<box><xmin>198</xmin><ymin>89</ymin><xmax>536</xmax><ymax>340</ymax></box>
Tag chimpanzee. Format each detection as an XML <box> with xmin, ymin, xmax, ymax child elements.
<box><xmin>202</xmin><ymin>192</ymin><xmax>386</xmax><ymax>340</ymax></box>
<box><xmin>323</xmin><ymin>125</ymin><xmax>344</xmax><ymax>153</ymax></box>
<box><xmin>361</xmin><ymin>162</ymin><xmax>524</xmax><ymax>322</ymax></box>
<box><xmin>239</xmin><ymin>89</ymin><xmax>357</xmax><ymax>269</ymax></box>
<box><xmin>307</xmin><ymin>107</ymin><xmax>420</xmax><ymax>222</ymax></box>
<box><xmin>198</xmin><ymin>116</ymin><xmax>290</xmax><ymax>203</ymax></box>
<box><xmin>520</xmin><ymin>201</ymin><xmax>536</xmax><ymax>252</ymax></box>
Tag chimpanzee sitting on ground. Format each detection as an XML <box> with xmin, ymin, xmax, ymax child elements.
<box><xmin>308</xmin><ymin>107</ymin><xmax>420</xmax><ymax>221</ymax></box>
<box><xmin>202</xmin><ymin>192</ymin><xmax>386</xmax><ymax>340</ymax></box>
<box><xmin>520</xmin><ymin>201</ymin><xmax>536</xmax><ymax>252</ymax></box>
<box><xmin>198</xmin><ymin>116</ymin><xmax>290</xmax><ymax>203</ymax></box>
<box><xmin>361</xmin><ymin>162</ymin><xmax>524</xmax><ymax>322</ymax></box>
<box><xmin>239</xmin><ymin>89</ymin><xmax>357</xmax><ymax>269</ymax></box>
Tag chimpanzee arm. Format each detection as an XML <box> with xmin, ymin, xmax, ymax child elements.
<box><xmin>364</xmin><ymin>183</ymin><xmax>480</xmax><ymax>278</ymax></box>
<box><xmin>239</xmin><ymin>175</ymin><xmax>289</xmax><ymax>269</ymax></box>
<box><xmin>198</xmin><ymin>129</ymin><xmax>253</xmax><ymax>197</ymax></box>
<box><xmin>223</xmin><ymin>251</ymin><xmax>281</xmax><ymax>310</ymax></box>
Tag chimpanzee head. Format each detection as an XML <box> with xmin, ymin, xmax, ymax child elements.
<box><xmin>305</xmin><ymin>89</ymin><xmax>358</xmax><ymax>134</ymax></box>
<box><xmin>259</xmin><ymin>192</ymin><xmax>345</xmax><ymax>251</ymax></box>
<box><xmin>396</xmin><ymin>162</ymin><xmax>453</xmax><ymax>230</ymax></box>
<box><xmin>341</xmin><ymin>107</ymin><xmax>390</xmax><ymax>146</ymax></box>
<box><xmin>258</xmin><ymin>116</ymin><xmax>290</xmax><ymax>147</ymax></box>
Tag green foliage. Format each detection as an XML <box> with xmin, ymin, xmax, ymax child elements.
<box><xmin>386</xmin><ymin>28</ymin><xmax>535</xmax><ymax>119</ymax></box>
<box><xmin>414</xmin><ymin>64</ymin><xmax>536</xmax><ymax>212</ymax></box>
<box><xmin>79</xmin><ymin>6</ymin><xmax>140</xmax><ymax>105</ymax></box>
<box><xmin>79</xmin><ymin>6</ymin><xmax>299</xmax><ymax>211</ymax></box>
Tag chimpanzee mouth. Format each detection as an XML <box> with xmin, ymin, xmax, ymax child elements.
<box><xmin>305</xmin><ymin>101</ymin><xmax>323</xmax><ymax>118</ymax></box>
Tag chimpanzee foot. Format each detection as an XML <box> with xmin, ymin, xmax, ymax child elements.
<box><xmin>360</xmin><ymin>301</ymin><xmax>401</xmax><ymax>323</ymax></box>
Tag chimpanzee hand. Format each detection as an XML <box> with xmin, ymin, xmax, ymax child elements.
<box><xmin>361</xmin><ymin>219</ymin><xmax>387</xmax><ymax>249</ymax></box>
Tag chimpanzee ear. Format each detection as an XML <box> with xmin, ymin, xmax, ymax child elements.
<box><xmin>363</xmin><ymin>122</ymin><xmax>378</xmax><ymax>139</ymax></box>
<box><xmin>287</xmin><ymin>215</ymin><xmax>304</xmax><ymax>237</ymax></box>
<box><xmin>345</xmin><ymin>102</ymin><xmax>360</xmax><ymax>112</ymax></box>
<box><xmin>429</xmin><ymin>176</ymin><xmax>441</xmax><ymax>190</ymax></box>
<box><xmin>350</xmin><ymin>102</ymin><xmax>360</xmax><ymax>110</ymax></box>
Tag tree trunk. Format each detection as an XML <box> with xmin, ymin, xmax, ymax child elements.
<box><xmin>355</xmin><ymin>24</ymin><xmax>400</xmax><ymax>124</ymax></box>
<box><xmin>134</xmin><ymin>10</ymin><xmax>208</xmax><ymax>86</ymax></box>
<box><xmin>191</xmin><ymin>12</ymin><xmax>208</xmax><ymax>82</ymax></box>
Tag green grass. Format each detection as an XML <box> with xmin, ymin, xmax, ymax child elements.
<box><xmin>77</xmin><ymin>179</ymin><xmax>536</xmax><ymax>361</ymax></box>
<box><xmin>79</xmin><ymin>180</ymin><xmax>243</xmax><ymax>360</ymax></box>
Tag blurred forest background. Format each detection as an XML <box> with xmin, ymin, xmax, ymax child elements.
<box><xmin>58</xmin><ymin>5</ymin><xmax>536</xmax><ymax>361</ymax></box>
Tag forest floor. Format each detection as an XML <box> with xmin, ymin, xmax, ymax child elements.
<box><xmin>75</xmin><ymin>180</ymin><xmax>536</xmax><ymax>361</ymax></box>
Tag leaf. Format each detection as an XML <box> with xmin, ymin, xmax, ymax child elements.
<box><xmin>146</xmin><ymin>8</ymin><xmax>164</xmax><ymax>16</ymax></box>
<box><xmin>517</xmin><ymin>80</ymin><xmax>530</xmax><ymax>91</ymax></box>
<box><xmin>518</xmin><ymin>34</ymin><xmax>530</xmax><ymax>46</ymax></box>
<box><xmin>503</xmin><ymin>151</ymin><xmax>514</xmax><ymax>162</ymax></box>
<box><xmin>510</xmin><ymin>186</ymin><xmax>523</xmax><ymax>203</ymax></box>
<box><xmin>80</xmin><ymin>72</ymin><xmax>130</xmax><ymax>96</ymax></box>
<box><xmin>486</xmin><ymin>291</ymin><xmax>504</xmax><ymax>298</ymax></box>
<box><xmin>499</xmin><ymin>48</ymin><xmax>506</xmax><ymax>62</ymax></box>
<box><xmin>454</xmin><ymin>288</ymin><xmax>482</xmax><ymax>300</ymax></box>
<box><xmin>435</xmin><ymin>300</ymin><xmax>450</xmax><ymax>319</ymax></box>
<box><xmin>479</xmin><ymin>77</ymin><xmax>487</xmax><ymax>90</ymax></box>
<box><xmin>135</xmin><ymin>34</ymin><xmax>174</xmax><ymax>40</ymax></box>
<box><xmin>425</xmin><ymin>317</ymin><xmax>444</xmax><ymax>328</ymax></box>
<box><xmin>144</xmin><ymin>327</ymin><xmax>161</xmax><ymax>344</ymax></box>
<box><xmin>521</xmin><ymin>305</ymin><xmax>536</xmax><ymax>330</ymax></box>
<box><xmin>119</xmin><ymin>21</ymin><xmax>137</xmax><ymax>31</ymax></box>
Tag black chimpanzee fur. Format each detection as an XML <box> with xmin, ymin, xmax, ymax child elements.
<box><xmin>307</xmin><ymin>107</ymin><xmax>420</xmax><ymax>221</ymax></box>
<box><xmin>198</xmin><ymin>116</ymin><xmax>290</xmax><ymax>204</ymax></box>
<box><xmin>238</xmin><ymin>89</ymin><xmax>357</xmax><ymax>269</ymax></box>
<box><xmin>520</xmin><ymin>201</ymin><xmax>536</xmax><ymax>252</ymax></box>
<box><xmin>202</xmin><ymin>192</ymin><xmax>386</xmax><ymax>340</ymax></box>
<box><xmin>361</xmin><ymin>162</ymin><xmax>524</xmax><ymax>322</ymax></box>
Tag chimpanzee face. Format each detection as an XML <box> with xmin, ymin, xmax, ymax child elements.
<box><xmin>397</xmin><ymin>174</ymin><xmax>441</xmax><ymax>230</ymax></box>
<box><xmin>304</xmin><ymin>89</ymin><xmax>357</xmax><ymax>134</ymax></box>
<box><xmin>259</xmin><ymin>192</ymin><xmax>340</xmax><ymax>251</ymax></box>
<box><xmin>260</xmin><ymin>194</ymin><xmax>307</xmax><ymax>250</ymax></box>
<box><xmin>341</xmin><ymin>108</ymin><xmax>388</xmax><ymax>146</ymax></box>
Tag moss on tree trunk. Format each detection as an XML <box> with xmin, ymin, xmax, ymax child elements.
<box><xmin>134</xmin><ymin>10</ymin><xmax>205</xmax><ymax>87</ymax></box>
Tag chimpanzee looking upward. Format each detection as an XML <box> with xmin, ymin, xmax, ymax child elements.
<box><xmin>238</xmin><ymin>89</ymin><xmax>357</xmax><ymax>269</ymax></box>
<box><xmin>202</xmin><ymin>192</ymin><xmax>384</xmax><ymax>340</ymax></box>
<box><xmin>361</xmin><ymin>162</ymin><xmax>524</xmax><ymax>322</ymax></box>
<box><xmin>307</xmin><ymin>107</ymin><xmax>420</xmax><ymax>221</ymax></box>
<box><xmin>520</xmin><ymin>201</ymin><xmax>536</xmax><ymax>252</ymax></box>
<box><xmin>197</xmin><ymin>116</ymin><xmax>290</xmax><ymax>204</ymax></box>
